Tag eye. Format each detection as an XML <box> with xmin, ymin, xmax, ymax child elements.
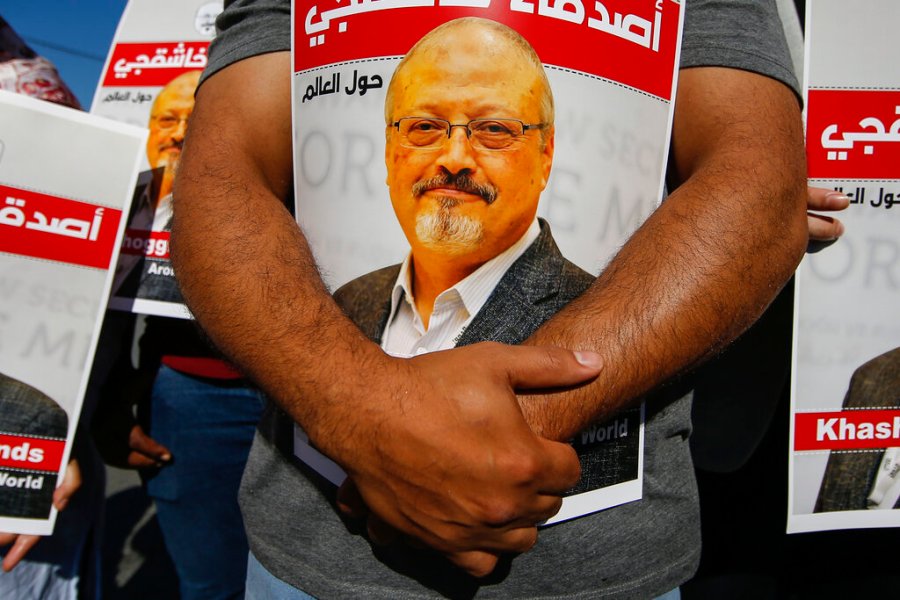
<box><xmin>408</xmin><ymin>119</ymin><xmax>444</xmax><ymax>133</ymax></box>
<box><xmin>473</xmin><ymin>120</ymin><xmax>516</xmax><ymax>136</ymax></box>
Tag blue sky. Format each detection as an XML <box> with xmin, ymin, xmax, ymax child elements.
<box><xmin>4</xmin><ymin>1</ymin><xmax>128</xmax><ymax>108</ymax></box>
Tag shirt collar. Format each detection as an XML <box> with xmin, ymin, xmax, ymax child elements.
<box><xmin>387</xmin><ymin>219</ymin><xmax>541</xmax><ymax>329</ymax></box>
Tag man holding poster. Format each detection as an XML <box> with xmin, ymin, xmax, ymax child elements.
<box><xmin>172</xmin><ymin>0</ymin><xmax>809</xmax><ymax>597</ymax></box>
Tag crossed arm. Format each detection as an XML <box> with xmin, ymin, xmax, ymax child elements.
<box><xmin>174</xmin><ymin>53</ymin><xmax>811</xmax><ymax>575</ymax></box>
<box><xmin>172</xmin><ymin>52</ymin><xmax>599</xmax><ymax>574</ymax></box>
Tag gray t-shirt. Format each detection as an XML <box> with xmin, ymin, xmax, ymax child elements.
<box><xmin>202</xmin><ymin>1</ymin><xmax>799</xmax><ymax>597</ymax></box>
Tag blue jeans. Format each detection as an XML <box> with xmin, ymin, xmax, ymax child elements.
<box><xmin>143</xmin><ymin>366</ymin><xmax>265</xmax><ymax>600</ymax></box>
<box><xmin>246</xmin><ymin>551</ymin><xmax>680</xmax><ymax>600</ymax></box>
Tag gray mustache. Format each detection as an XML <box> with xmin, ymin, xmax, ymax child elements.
<box><xmin>412</xmin><ymin>173</ymin><xmax>497</xmax><ymax>204</ymax></box>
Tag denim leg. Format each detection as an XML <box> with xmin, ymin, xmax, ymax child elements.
<box><xmin>143</xmin><ymin>366</ymin><xmax>265</xmax><ymax>600</ymax></box>
<box><xmin>245</xmin><ymin>553</ymin><xmax>317</xmax><ymax>600</ymax></box>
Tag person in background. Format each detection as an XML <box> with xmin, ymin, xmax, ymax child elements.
<box><xmin>0</xmin><ymin>16</ymin><xmax>80</xmax><ymax>108</ymax></box>
<box><xmin>92</xmin><ymin>68</ymin><xmax>264</xmax><ymax>600</ymax></box>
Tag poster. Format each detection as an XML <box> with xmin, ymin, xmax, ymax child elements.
<box><xmin>90</xmin><ymin>0</ymin><xmax>222</xmax><ymax>319</ymax></box>
<box><xmin>789</xmin><ymin>0</ymin><xmax>900</xmax><ymax>533</ymax></box>
<box><xmin>291</xmin><ymin>0</ymin><xmax>683</xmax><ymax>523</ymax></box>
<box><xmin>0</xmin><ymin>91</ymin><xmax>145</xmax><ymax>535</ymax></box>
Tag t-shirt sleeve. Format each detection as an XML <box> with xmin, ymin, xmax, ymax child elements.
<box><xmin>199</xmin><ymin>0</ymin><xmax>291</xmax><ymax>88</ymax></box>
<box><xmin>681</xmin><ymin>0</ymin><xmax>800</xmax><ymax>97</ymax></box>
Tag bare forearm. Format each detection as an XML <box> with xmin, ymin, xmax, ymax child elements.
<box><xmin>521</xmin><ymin>68</ymin><xmax>809</xmax><ymax>440</ymax></box>
<box><xmin>171</xmin><ymin>53</ymin><xmax>388</xmax><ymax>452</ymax></box>
<box><xmin>171</xmin><ymin>54</ymin><xmax>603</xmax><ymax>573</ymax></box>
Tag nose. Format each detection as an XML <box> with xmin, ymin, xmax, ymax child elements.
<box><xmin>171</xmin><ymin>118</ymin><xmax>189</xmax><ymax>141</ymax></box>
<box><xmin>434</xmin><ymin>126</ymin><xmax>477</xmax><ymax>175</ymax></box>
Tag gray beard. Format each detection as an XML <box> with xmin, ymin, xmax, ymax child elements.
<box><xmin>415</xmin><ymin>197</ymin><xmax>483</xmax><ymax>255</ymax></box>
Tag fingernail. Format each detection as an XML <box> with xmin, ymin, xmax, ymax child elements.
<box><xmin>160</xmin><ymin>453</ymin><xmax>172</xmax><ymax>462</ymax></box>
<box><xmin>834</xmin><ymin>220</ymin><xmax>845</xmax><ymax>237</ymax></box>
<box><xmin>825</xmin><ymin>191</ymin><xmax>850</xmax><ymax>207</ymax></box>
<box><xmin>574</xmin><ymin>351</ymin><xmax>602</xmax><ymax>369</ymax></box>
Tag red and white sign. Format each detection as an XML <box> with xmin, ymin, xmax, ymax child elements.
<box><xmin>102</xmin><ymin>41</ymin><xmax>209</xmax><ymax>87</ymax></box>
<box><xmin>0</xmin><ymin>184</ymin><xmax>123</xmax><ymax>269</ymax></box>
<box><xmin>795</xmin><ymin>410</ymin><xmax>900</xmax><ymax>452</ymax></box>
<box><xmin>295</xmin><ymin>0</ymin><xmax>680</xmax><ymax>100</ymax></box>
<box><xmin>0</xmin><ymin>90</ymin><xmax>144</xmax><ymax>536</ymax></box>
<box><xmin>789</xmin><ymin>0</ymin><xmax>900</xmax><ymax>534</ymax></box>
<box><xmin>120</xmin><ymin>228</ymin><xmax>171</xmax><ymax>259</ymax></box>
<box><xmin>807</xmin><ymin>89</ymin><xmax>900</xmax><ymax>179</ymax></box>
<box><xmin>0</xmin><ymin>435</ymin><xmax>66</xmax><ymax>473</ymax></box>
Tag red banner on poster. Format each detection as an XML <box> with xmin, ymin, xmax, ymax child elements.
<box><xmin>0</xmin><ymin>434</ymin><xmax>66</xmax><ymax>473</ymax></box>
<box><xmin>0</xmin><ymin>184</ymin><xmax>123</xmax><ymax>269</ymax></box>
<box><xmin>807</xmin><ymin>89</ymin><xmax>900</xmax><ymax>179</ymax></box>
<box><xmin>102</xmin><ymin>41</ymin><xmax>210</xmax><ymax>86</ymax></box>
<box><xmin>294</xmin><ymin>0</ymin><xmax>680</xmax><ymax>100</ymax></box>
<box><xmin>795</xmin><ymin>409</ymin><xmax>900</xmax><ymax>451</ymax></box>
<box><xmin>120</xmin><ymin>228</ymin><xmax>171</xmax><ymax>259</ymax></box>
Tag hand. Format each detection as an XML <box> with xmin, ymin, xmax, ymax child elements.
<box><xmin>93</xmin><ymin>404</ymin><xmax>171</xmax><ymax>469</ymax></box>
<box><xmin>0</xmin><ymin>459</ymin><xmax>81</xmax><ymax>572</ymax></box>
<box><xmin>807</xmin><ymin>186</ymin><xmax>849</xmax><ymax>250</ymax></box>
<box><xmin>328</xmin><ymin>342</ymin><xmax>601</xmax><ymax>577</ymax></box>
<box><xmin>122</xmin><ymin>424</ymin><xmax>172</xmax><ymax>469</ymax></box>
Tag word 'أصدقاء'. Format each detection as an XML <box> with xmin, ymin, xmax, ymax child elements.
<box><xmin>302</xmin><ymin>0</ymin><xmax>665</xmax><ymax>51</ymax></box>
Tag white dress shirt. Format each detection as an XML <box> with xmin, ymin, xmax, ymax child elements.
<box><xmin>381</xmin><ymin>219</ymin><xmax>541</xmax><ymax>357</ymax></box>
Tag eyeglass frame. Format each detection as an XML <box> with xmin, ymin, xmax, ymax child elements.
<box><xmin>390</xmin><ymin>117</ymin><xmax>547</xmax><ymax>151</ymax></box>
<box><xmin>150</xmin><ymin>113</ymin><xmax>191</xmax><ymax>131</ymax></box>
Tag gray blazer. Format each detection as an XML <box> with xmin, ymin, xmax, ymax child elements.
<box><xmin>815</xmin><ymin>347</ymin><xmax>900</xmax><ymax>512</ymax></box>
<box><xmin>334</xmin><ymin>220</ymin><xmax>641</xmax><ymax>493</ymax></box>
<box><xmin>0</xmin><ymin>373</ymin><xmax>68</xmax><ymax>519</ymax></box>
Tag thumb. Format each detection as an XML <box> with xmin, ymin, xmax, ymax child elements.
<box><xmin>129</xmin><ymin>425</ymin><xmax>172</xmax><ymax>463</ymax></box>
<box><xmin>53</xmin><ymin>459</ymin><xmax>82</xmax><ymax>511</ymax></box>
<box><xmin>2</xmin><ymin>535</ymin><xmax>40</xmax><ymax>572</ymax></box>
<box><xmin>445</xmin><ymin>550</ymin><xmax>501</xmax><ymax>578</ymax></box>
<box><xmin>495</xmin><ymin>344</ymin><xmax>602</xmax><ymax>391</ymax></box>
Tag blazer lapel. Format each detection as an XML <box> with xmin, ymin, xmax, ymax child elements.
<box><xmin>458</xmin><ymin>220</ymin><xmax>576</xmax><ymax>347</ymax></box>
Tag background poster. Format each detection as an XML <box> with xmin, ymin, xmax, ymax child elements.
<box><xmin>291</xmin><ymin>0</ymin><xmax>682</xmax><ymax>522</ymax></box>
<box><xmin>0</xmin><ymin>91</ymin><xmax>144</xmax><ymax>535</ymax></box>
<box><xmin>789</xmin><ymin>0</ymin><xmax>900</xmax><ymax>533</ymax></box>
<box><xmin>90</xmin><ymin>0</ymin><xmax>222</xmax><ymax>319</ymax></box>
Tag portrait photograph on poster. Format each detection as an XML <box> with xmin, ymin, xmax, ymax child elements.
<box><xmin>91</xmin><ymin>0</ymin><xmax>222</xmax><ymax>319</ymax></box>
<box><xmin>789</xmin><ymin>0</ymin><xmax>900</xmax><ymax>534</ymax></box>
<box><xmin>0</xmin><ymin>91</ymin><xmax>145</xmax><ymax>535</ymax></box>
<box><xmin>290</xmin><ymin>0</ymin><xmax>683</xmax><ymax>523</ymax></box>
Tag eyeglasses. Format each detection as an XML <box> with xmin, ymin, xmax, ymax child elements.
<box><xmin>151</xmin><ymin>114</ymin><xmax>190</xmax><ymax>131</ymax></box>
<box><xmin>392</xmin><ymin>117</ymin><xmax>545</xmax><ymax>151</ymax></box>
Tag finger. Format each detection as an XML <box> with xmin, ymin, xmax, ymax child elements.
<box><xmin>2</xmin><ymin>535</ymin><xmax>40</xmax><ymax>572</ymax></box>
<box><xmin>0</xmin><ymin>533</ymin><xmax>16</xmax><ymax>547</ymax></box>
<box><xmin>52</xmin><ymin>459</ymin><xmax>82</xmax><ymax>511</ymax></box>
<box><xmin>458</xmin><ymin>522</ymin><xmax>544</xmax><ymax>556</ymax></box>
<box><xmin>126</xmin><ymin>450</ymin><xmax>167</xmax><ymax>469</ymax></box>
<box><xmin>490</xmin><ymin>344</ymin><xmax>602</xmax><ymax>390</ymax></box>
<box><xmin>807</xmin><ymin>187</ymin><xmax>850</xmax><ymax>212</ymax></box>
<box><xmin>336</xmin><ymin>479</ymin><xmax>368</xmax><ymax>519</ymax></box>
<box><xmin>807</xmin><ymin>213</ymin><xmax>845</xmax><ymax>242</ymax></box>
<box><xmin>128</xmin><ymin>425</ymin><xmax>172</xmax><ymax>463</ymax></box>
<box><xmin>366</xmin><ymin>515</ymin><xmax>400</xmax><ymax>546</ymax></box>
<box><xmin>445</xmin><ymin>550</ymin><xmax>502</xmax><ymax>578</ymax></box>
<box><xmin>534</xmin><ymin>437</ymin><xmax>582</xmax><ymax>495</ymax></box>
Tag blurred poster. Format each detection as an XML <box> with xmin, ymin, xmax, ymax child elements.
<box><xmin>90</xmin><ymin>0</ymin><xmax>222</xmax><ymax>319</ymax></box>
<box><xmin>291</xmin><ymin>0</ymin><xmax>683</xmax><ymax>523</ymax></box>
<box><xmin>789</xmin><ymin>0</ymin><xmax>900</xmax><ymax>533</ymax></box>
<box><xmin>0</xmin><ymin>91</ymin><xmax>145</xmax><ymax>535</ymax></box>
